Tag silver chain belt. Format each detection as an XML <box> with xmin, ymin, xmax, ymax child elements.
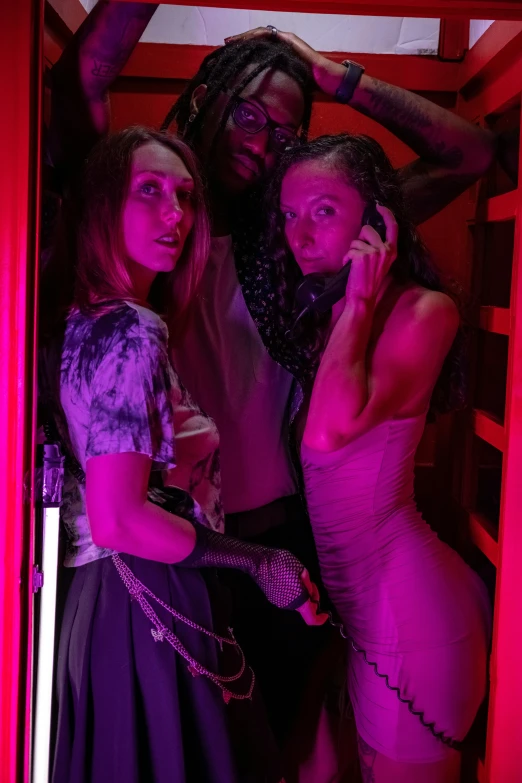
<box><xmin>112</xmin><ymin>554</ymin><xmax>255</xmax><ymax>704</ymax></box>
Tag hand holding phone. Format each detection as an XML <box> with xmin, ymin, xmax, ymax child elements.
<box><xmin>287</xmin><ymin>201</ymin><xmax>390</xmax><ymax>339</ymax></box>
<box><xmin>343</xmin><ymin>203</ymin><xmax>398</xmax><ymax>303</ymax></box>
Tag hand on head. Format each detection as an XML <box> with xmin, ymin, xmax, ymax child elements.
<box><xmin>224</xmin><ymin>27</ymin><xmax>348</xmax><ymax>98</ymax></box>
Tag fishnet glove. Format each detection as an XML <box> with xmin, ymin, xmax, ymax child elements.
<box><xmin>179</xmin><ymin>525</ymin><xmax>309</xmax><ymax>610</ymax></box>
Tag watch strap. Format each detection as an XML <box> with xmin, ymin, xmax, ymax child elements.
<box><xmin>335</xmin><ymin>60</ymin><xmax>365</xmax><ymax>105</ymax></box>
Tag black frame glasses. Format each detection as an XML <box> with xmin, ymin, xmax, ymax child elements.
<box><xmin>227</xmin><ymin>95</ymin><xmax>300</xmax><ymax>153</ymax></box>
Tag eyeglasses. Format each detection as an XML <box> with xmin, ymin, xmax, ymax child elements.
<box><xmin>228</xmin><ymin>96</ymin><xmax>299</xmax><ymax>154</ymax></box>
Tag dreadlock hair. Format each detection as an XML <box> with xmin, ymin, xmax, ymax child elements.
<box><xmin>161</xmin><ymin>38</ymin><xmax>313</xmax><ymax>151</ymax></box>
<box><xmin>161</xmin><ymin>39</ymin><xmax>315</xmax><ymax>312</ymax></box>
<box><xmin>265</xmin><ymin>133</ymin><xmax>467</xmax><ymax>416</ymax></box>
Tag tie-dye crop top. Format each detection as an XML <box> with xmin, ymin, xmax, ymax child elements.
<box><xmin>43</xmin><ymin>300</ymin><xmax>223</xmax><ymax>567</ymax></box>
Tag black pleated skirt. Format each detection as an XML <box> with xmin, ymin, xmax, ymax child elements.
<box><xmin>51</xmin><ymin>554</ymin><xmax>282</xmax><ymax>783</ymax></box>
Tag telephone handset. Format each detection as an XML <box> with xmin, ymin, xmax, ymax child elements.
<box><xmin>286</xmin><ymin>202</ymin><xmax>387</xmax><ymax>339</ymax></box>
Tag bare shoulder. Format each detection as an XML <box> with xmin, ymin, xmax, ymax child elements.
<box><xmin>397</xmin><ymin>285</ymin><xmax>459</xmax><ymax>335</ymax></box>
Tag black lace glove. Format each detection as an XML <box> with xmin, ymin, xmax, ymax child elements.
<box><xmin>179</xmin><ymin>524</ymin><xmax>309</xmax><ymax>610</ymax></box>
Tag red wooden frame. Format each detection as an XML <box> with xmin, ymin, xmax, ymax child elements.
<box><xmin>42</xmin><ymin>4</ymin><xmax>462</xmax><ymax>94</ymax></box>
<box><xmin>0</xmin><ymin>0</ymin><xmax>42</xmax><ymax>779</ymax></box>
<box><xmin>472</xmin><ymin>409</ymin><xmax>506</xmax><ymax>452</ymax></box>
<box><xmin>41</xmin><ymin>4</ymin><xmax>461</xmax><ymax>92</ymax></box>
<box><xmin>459</xmin><ymin>22</ymin><xmax>522</xmax><ymax>120</ymax></box>
<box><xmin>483</xmin><ymin>192</ymin><xmax>518</xmax><ymax>221</ymax></box>
<box><xmin>456</xmin><ymin>25</ymin><xmax>522</xmax><ymax>778</ymax></box>
<box><xmin>468</xmin><ymin>511</ymin><xmax>499</xmax><ymax>566</ymax></box>
<box><xmin>119</xmin><ymin>43</ymin><xmax>460</xmax><ymax>91</ymax></box>
<box><xmin>46</xmin><ymin>0</ymin><xmax>85</xmax><ymax>36</ymax></box>
<box><xmin>112</xmin><ymin>0</ymin><xmax>522</xmax><ymax>21</ymax></box>
<box><xmin>479</xmin><ymin>306</ymin><xmax>511</xmax><ymax>335</ymax></box>
<box><xmin>460</xmin><ymin>21</ymin><xmax>522</xmax><ymax>90</ymax></box>
<box><xmin>439</xmin><ymin>18</ymin><xmax>469</xmax><ymax>61</ymax></box>
<box><xmin>483</xmin><ymin>112</ymin><xmax>522</xmax><ymax>783</ymax></box>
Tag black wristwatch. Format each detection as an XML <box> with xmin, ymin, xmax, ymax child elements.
<box><xmin>335</xmin><ymin>60</ymin><xmax>365</xmax><ymax>105</ymax></box>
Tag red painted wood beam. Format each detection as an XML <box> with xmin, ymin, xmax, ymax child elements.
<box><xmin>121</xmin><ymin>43</ymin><xmax>460</xmax><ymax>92</ymax></box>
<box><xmin>460</xmin><ymin>21</ymin><xmax>522</xmax><ymax>93</ymax></box>
<box><xmin>459</xmin><ymin>39</ymin><xmax>522</xmax><ymax>118</ymax></box>
<box><xmin>45</xmin><ymin>0</ymin><xmax>85</xmax><ymax>37</ymax></box>
<box><xmin>439</xmin><ymin>18</ymin><xmax>469</xmax><ymax>61</ymax></box>
<box><xmin>42</xmin><ymin>4</ymin><xmax>459</xmax><ymax>93</ymax></box>
<box><xmin>112</xmin><ymin>0</ymin><xmax>522</xmax><ymax>22</ymax></box>
<box><xmin>0</xmin><ymin>0</ymin><xmax>42</xmax><ymax>779</ymax></box>
<box><xmin>485</xmin><ymin>121</ymin><xmax>522</xmax><ymax>782</ymax></box>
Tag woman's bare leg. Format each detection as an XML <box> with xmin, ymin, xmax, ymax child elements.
<box><xmin>357</xmin><ymin>734</ymin><xmax>461</xmax><ymax>783</ymax></box>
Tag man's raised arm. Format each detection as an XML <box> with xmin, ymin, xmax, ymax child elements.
<box><xmin>48</xmin><ymin>0</ymin><xmax>158</xmax><ymax>172</ymax></box>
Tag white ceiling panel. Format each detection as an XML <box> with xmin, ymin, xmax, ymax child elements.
<box><xmin>79</xmin><ymin>1</ymin><xmax>442</xmax><ymax>53</ymax></box>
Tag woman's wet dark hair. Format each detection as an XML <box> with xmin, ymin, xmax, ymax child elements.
<box><xmin>264</xmin><ymin>132</ymin><xmax>467</xmax><ymax>415</ymax></box>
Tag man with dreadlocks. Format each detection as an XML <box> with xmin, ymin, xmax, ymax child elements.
<box><xmin>49</xmin><ymin>2</ymin><xmax>495</xmax><ymax>763</ymax></box>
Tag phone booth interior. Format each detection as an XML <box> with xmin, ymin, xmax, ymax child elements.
<box><xmin>2</xmin><ymin>2</ymin><xmax>522</xmax><ymax>782</ymax></box>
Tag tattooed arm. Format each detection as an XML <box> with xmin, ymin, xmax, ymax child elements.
<box><xmin>348</xmin><ymin>75</ymin><xmax>495</xmax><ymax>224</ymax></box>
<box><xmin>48</xmin><ymin>0</ymin><xmax>158</xmax><ymax>174</ymax></box>
<box><xmin>226</xmin><ymin>27</ymin><xmax>496</xmax><ymax>225</ymax></box>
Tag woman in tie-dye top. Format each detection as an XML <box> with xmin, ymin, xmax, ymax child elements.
<box><xmin>41</xmin><ymin>128</ymin><xmax>324</xmax><ymax>783</ymax></box>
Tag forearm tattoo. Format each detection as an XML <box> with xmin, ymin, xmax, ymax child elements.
<box><xmin>77</xmin><ymin>1</ymin><xmax>157</xmax><ymax>91</ymax></box>
<box><xmin>352</xmin><ymin>77</ymin><xmax>464</xmax><ymax>169</ymax></box>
